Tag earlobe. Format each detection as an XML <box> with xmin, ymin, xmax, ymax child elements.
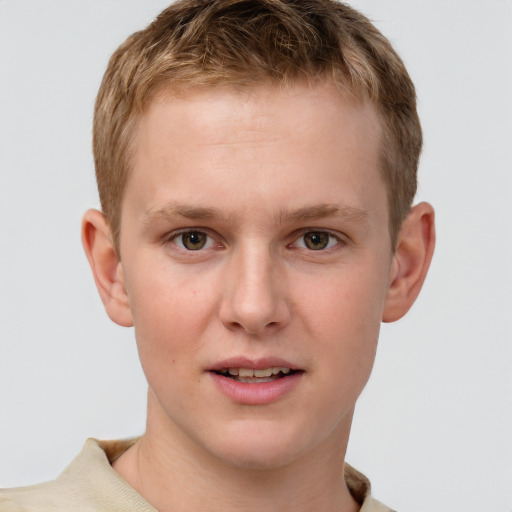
<box><xmin>81</xmin><ymin>209</ymin><xmax>134</xmax><ymax>327</ymax></box>
<box><xmin>382</xmin><ymin>202</ymin><xmax>436</xmax><ymax>323</ymax></box>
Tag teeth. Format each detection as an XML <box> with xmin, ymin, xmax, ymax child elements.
<box><xmin>238</xmin><ymin>376</ymin><xmax>275</xmax><ymax>383</ymax></box>
<box><xmin>254</xmin><ymin>368</ymin><xmax>272</xmax><ymax>378</ymax></box>
<box><xmin>224</xmin><ymin>367</ymin><xmax>291</xmax><ymax>378</ymax></box>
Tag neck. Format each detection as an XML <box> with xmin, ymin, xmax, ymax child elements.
<box><xmin>113</xmin><ymin>394</ymin><xmax>360</xmax><ymax>512</ymax></box>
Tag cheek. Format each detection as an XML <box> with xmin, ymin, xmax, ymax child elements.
<box><xmin>293</xmin><ymin>265</ymin><xmax>386</xmax><ymax>384</ymax></box>
<box><xmin>297</xmin><ymin>265</ymin><xmax>386</xmax><ymax>336</ymax></box>
<box><xmin>125</xmin><ymin>265</ymin><xmax>218</xmax><ymax>380</ymax></box>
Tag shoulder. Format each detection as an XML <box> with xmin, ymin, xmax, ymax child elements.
<box><xmin>345</xmin><ymin>463</ymin><xmax>397</xmax><ymax>512</ymax></box>
<box><xmin>361</xmin><ymin>496</ymin><xmax>397</xmax><ymax>512</ymax></box>
<box><xmin>0</xmin><ymin>480</ymin><xmax>66</xmax><ymax>512</ymax></box>
<box><xmin>0</xmin><ymin>438</ymin><xmax>154</xmax><ymax>512</ymax></box>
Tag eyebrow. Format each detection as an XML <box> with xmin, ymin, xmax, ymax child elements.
<box><xmin>143</xmin><ymin>201</ymin><xmax>369</xmax><ymax>225</ymax></box>
<box><xmin>143</xmin><ymin>202</ymin><xmax>232</xmax><ymax>223</ymax></box>
<box><xmin>275</xmin><ymin>204</ymin><xmax>369</xmax><ymax>224</ymax></box>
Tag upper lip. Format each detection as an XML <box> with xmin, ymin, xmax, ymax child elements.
<box><xmin>209</xmin><ymin>357</ymin><xmax>300</xmax><ymax>372</ymax></box>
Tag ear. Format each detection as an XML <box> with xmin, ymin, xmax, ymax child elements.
<box><xmin>382</xmin><ymin>202</ymin><xmax>435</xmax><ymax>323</ymax></box>
<box><xmin>81</xmin><ymin>209</ymin><xmax>134</xmax><ymax>327</ymax></box>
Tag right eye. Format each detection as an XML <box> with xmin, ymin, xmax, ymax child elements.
<box><xmin>172</xmin><ymin>230</ymin><xmax>215</xmax><ymax>251</ymax></box>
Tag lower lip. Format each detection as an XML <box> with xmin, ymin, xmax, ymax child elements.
<box><xmin>209</xmin><ymin>372</ymin><xmax>303</xmax><ymax>405</ymax></box>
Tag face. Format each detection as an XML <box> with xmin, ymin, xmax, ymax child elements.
<box><xmin>117</xmin><ymin>82</ymin><xmax>396</xmax><ymax>469</ymax></box>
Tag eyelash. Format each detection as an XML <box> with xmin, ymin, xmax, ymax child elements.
<box><xmin>289</xmin><ymin>230</ymin><xmax>343</xmax><ymax>251</ymax></box>
<box><xmin>165</xmin><ymin>228</ymin><xmax>345</xmax><ymax>254</ymax></box>
<box><xmin>167</xmin><ymin>229</ymin><xmax>220</xmax><ymax>252</ymax></box>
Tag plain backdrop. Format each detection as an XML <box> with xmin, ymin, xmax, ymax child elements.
<box><xmin>0</xmin><ymin>1</ymin><xmax>511</xmax><ymax>511</ymax></box>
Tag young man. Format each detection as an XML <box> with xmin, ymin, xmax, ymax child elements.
<box><xmin>0</xmin><ymin>0</ymin><xmax>434</xmax><ymax>510</ymax></box>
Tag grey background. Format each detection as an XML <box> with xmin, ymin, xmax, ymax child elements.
<box><xmin>1</xmin><ymin>1</ymin><xmax>511</xmax><ymax>511</ymax></box>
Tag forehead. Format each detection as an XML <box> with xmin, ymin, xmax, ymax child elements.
<box><xmin>125</xmin><ymin>82</ymin><xmax>386</xmax><ymax>224</ymax></box>
<box><xmin>140</xmin><ymin>81</ymin><xmax>381</xmax><ymax>147</ymax></box>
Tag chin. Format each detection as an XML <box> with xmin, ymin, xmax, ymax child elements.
<box><xmin>207</xmin><ymin>426</ymin><xmax>310</xmax><ymax>471</ymax></box>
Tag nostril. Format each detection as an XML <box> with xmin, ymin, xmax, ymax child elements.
<box><xmin>219</xmin><ymin>290</ymin><xmax>290</xmax><ymax>334</ymax></box>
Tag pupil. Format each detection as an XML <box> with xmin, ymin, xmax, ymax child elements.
<box><xmin>183</xmin><ymin>231</ymin><xmax>206</xmax><ymax>250</ymax></box>
<box><xmin>305</xmin><ymin>232</ymin><xmax>328</xmax><ymax>250</ymax></box>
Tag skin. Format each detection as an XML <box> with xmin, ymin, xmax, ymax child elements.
<box><xmin>83</xmin><ymin>82</ymin><xmax>435</xmax><ymax>511</ymax></box>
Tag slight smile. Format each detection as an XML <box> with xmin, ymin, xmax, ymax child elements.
<box><xmin>214</xmin><ymin>367</ymin><xmax>295</xmax><ymax>383</ymax></box>
<box><xmin>208</xmin><ymin>358</ymin><xmax>304</xmax><ymax>405</ymax></box>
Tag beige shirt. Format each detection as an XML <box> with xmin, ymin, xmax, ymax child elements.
<box><xmin>0</xmin><ymin>439</ymin><xmax>394</xmax><ymax>511</ymax></box>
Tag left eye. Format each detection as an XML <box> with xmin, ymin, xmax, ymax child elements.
<box><xmin>173</xmin><ymin>231</ymin><xmax>215</xmax><ymax>251</ymax></box>
<box><xmin>294</xmin><ymin>231</ymin><xmax>339</xmax><ymax>251</ymax></box>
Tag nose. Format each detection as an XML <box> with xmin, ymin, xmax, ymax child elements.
<box><xmin>219</xmin><ymin>242</ymin><xmax>290</xmax><ymax>336</ymax></box>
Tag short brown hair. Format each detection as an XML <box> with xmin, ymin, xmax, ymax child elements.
<box><xmin>93</xmin><ymin>0</ymin><xmax>421</xmax><ymax>250</ymax></box>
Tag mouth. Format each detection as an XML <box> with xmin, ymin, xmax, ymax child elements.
<box><xmin>213</xmin><ymin>367</ymin><xmax>300</xmax><ymax>383</ymax></box>
<box><xmin>209</xmin><ymin>361</ymin><xmax>304</xmax><ymax>404</ymax></box>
